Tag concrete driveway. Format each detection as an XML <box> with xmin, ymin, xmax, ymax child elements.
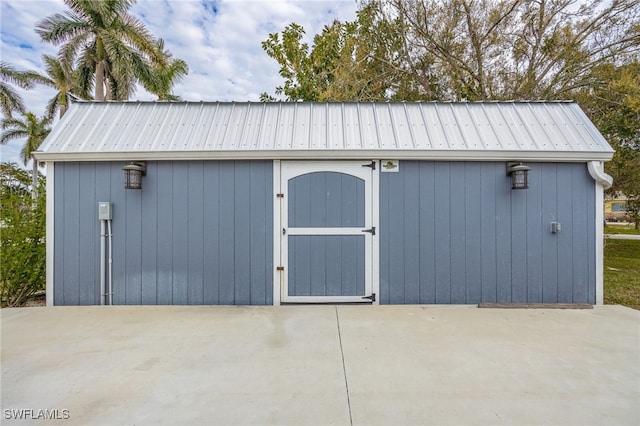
<box><xmin>2</xmin><ymin>305</ymin><xmax>639</xmax><ymax>425</ymax></box>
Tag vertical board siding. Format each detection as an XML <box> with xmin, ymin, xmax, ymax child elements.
<box><xmin>380</xmin><ymin>161</ymin><xmax>596</xmax><ymax>304</ymax></box>
<box><xmin>54</xmin><ymin>160</ymin><xmax>273</xmax><ymax>305</ymax></box>
<box><xmin>141</xmin><ymin>162</ymin><xmax>158</xmax><ymax>304</ymax></box>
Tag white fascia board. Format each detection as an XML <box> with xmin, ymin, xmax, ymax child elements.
<box><xmin>33</xmin><ymin>149</ymin><xmax>615</xmax><ymax>162</ymax></box>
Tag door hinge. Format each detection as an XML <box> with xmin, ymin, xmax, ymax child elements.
<box><xmin>362</xmin><ymin>293</ymin><xmax>376</xmax><ymax>302</ymax></box>
<box><xmin>362</xmin><ymin>226</ymin><xmax>376</xmax><ymax>236</ymax></box>
<box><xmin>276</xmin><ymin>193</ymin><xmax>284</xmax><ymax>198</ymax></box>
<box><xmin>362</xmin><ymin>161</ymin><xmax>376</xmax><ymax>170</ymax></box>
<box><xmin>276</xmin><ymin>266</ymin><xmax>285</xmax><ymax>271</ymax></box>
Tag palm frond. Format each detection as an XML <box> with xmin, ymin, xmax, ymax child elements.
<box><xmin>35</xmin><ymin>12</ymin><xmax>88</xmax><ymax>45</ymax></box>
<box><xmin>0</xmin><ymin>83</ymin><xmax>25</xmax><ymax>117</ymax></box>
<box><xmin>0</xmin><ymin>62</ymin><xmax>35</xmax><ymax>88</ymax></box>
<box><xmin>0</xmin><ymin>128</ymin><xmax>26</xmax><ymax>144</ymax></box>
<box><xmin>45</xmin><ymin>95</ymin><xmax>60</xmax><ymax>120</ymax></box>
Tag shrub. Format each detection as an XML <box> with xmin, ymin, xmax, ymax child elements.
<box><xmin>0</xmin><ymin>163</ymin><xmax>45</xmax><ymax>307</ymax></box>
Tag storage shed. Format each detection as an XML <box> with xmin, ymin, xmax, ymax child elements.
<box><xmin>34</xmin><ymin>101</ymin><xmax>614</xmax><ymax>306</ymax></box>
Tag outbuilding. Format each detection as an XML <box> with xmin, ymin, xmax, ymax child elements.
<box><xmin>34</xmin><ymin>101</ymin><xmax>614</xmax><ymax>306</ymax></box>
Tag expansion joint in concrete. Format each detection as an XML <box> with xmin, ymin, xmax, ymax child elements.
<box><xmin>335</xmin><ymin>306</ymin><xmax>353</xmax><ymax>426</ymax></box>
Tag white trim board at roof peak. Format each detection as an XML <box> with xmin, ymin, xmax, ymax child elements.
<box><xmin>34</xmin><ymin>101</ymin><xmax>614</xmax><ymax>162</ymax></box>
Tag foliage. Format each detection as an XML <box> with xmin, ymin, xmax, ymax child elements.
<box><xmin>627</xmin><ymin>200</ymin><xmax>640</xmax><ymax>230</ymax></box>
<box><xmin>0</xmin><ymin>112</ymin><xmax>52</xmax><ymax>165</ymax></box>
<box><xmin>384</xmin><ymin>0</ymin><xmax>640</xmax><ymax>100</ymax></box>
<box><xmin>576</xmin><ymin>61</ymin><xmax>640</xmax><ymax>229</ymax></box>
<box><xmin>604</xmin><ymin>239</ymin><xmax>640</xmax><ymax>309</ymax></box>
<box><xmin>0</xmin><ymin>62</ymin><xmax>34</xmax><ymax>118</ymax></box>
<box><xmin>0</xmin><ymin>163</ymin><xmax>46</xmax><ymax>307</ymax></box>
<box><xmin>141</xmin><ymin>39</ymin><xmax>189</xmax><ymax>101</ymax></box>
<box><xmin>263</xmin><ymin>0</ymin><xmax>640</xmax><ymax>102</ymax></box>
<box><xmin>0</xmin><ymin>112</ymin><xmax>52</xmax><ymax>198</ymax></box>
<box><xmin>262</xmin><ymin>3</ymin><xmax>422</xmax><ymax>101</ymax></box>
<box><xmin>27</xmin><ymin>54</ymin><xmax>92</xmax><ymax>119</ymax></box>
<box><xmin>36</xmin><ymin>0</ymin><xmax>166</xmax><ymax>101</ymax></box>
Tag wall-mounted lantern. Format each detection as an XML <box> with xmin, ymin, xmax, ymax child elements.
<box><xmin>123</xmin><ymin>161</ymin><xmax>146</xmax><ymax>190</ymax></box>
<box><xmin>506</xmin><ymin>162</ymin><xmax>530</xmax><ymax>190</ymax></box>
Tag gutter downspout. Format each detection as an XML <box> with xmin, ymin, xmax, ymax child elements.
<box><xmin>587</xmin><ymin>161</ymin><xmax>613</xmax><ymax>190</ymax></box>
<box><xmin>588</xmin><ymin>161</ymin><xmax>613</xmax><ymax>305</ymax></box>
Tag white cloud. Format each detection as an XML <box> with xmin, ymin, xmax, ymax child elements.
<box><xmin>0</xmin><ymin>0</ymin><xmax>358</xmax><ymax>166</ymax></box>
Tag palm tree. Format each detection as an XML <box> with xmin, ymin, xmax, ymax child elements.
<box><xmin>36</xmin><ymin>0</ymin><xmax>161</xmax><ymax>101</ymax></box>
<box><xmin>0</xmin><ymin>62</ymin><xmax>34</xmax><ymax>118</ymax></box>
<box><xmin>0</xmin><ymin>112</ymin><xmax>51</xmax><ymax>197</ymax></box>
<box><xmin>143</xmin><ymin>39</ymin><xmax>189</xmax><ymax>101</ymax></box>
<box><xmin>27</xmin><ymin>54</ymin><xmax>91</xmax><ymax>119</ymax></box>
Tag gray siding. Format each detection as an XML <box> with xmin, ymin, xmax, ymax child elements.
<box><xmin>380</xmin><ymin>161</ymin><xmax>596</xmax><ymax>304</ymax></box>
<box><xmin>54</xmin><ymin>161</ymin><xmax>273</xmax><ymax>305</ymax></box>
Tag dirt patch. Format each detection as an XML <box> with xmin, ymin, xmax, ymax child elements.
<box><xmin>23</xmin><ymin>292</ymin><xmax>46</xmax><ymax>307</ymax></box>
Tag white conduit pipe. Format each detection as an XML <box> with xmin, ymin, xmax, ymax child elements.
<box><xmin>107</xmin><ymin>219</ymin><xmax>113</xmax><ymax>305</ymax></box>
<box><xmin>100</xmin><ymin>220</ymin><xmax>106</xmax><ymax>305</ymax></box>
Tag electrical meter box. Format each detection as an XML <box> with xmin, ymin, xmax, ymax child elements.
<box><xmin>98</xmin><ymin>202</ymin><xmax>113</xmax><ymax>220</ymax></box>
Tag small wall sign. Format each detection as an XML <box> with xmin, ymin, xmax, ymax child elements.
<box><xmin>381</xmin><ymin>160</ymin><xmax>399</xmax><ymax>172</ymax></box>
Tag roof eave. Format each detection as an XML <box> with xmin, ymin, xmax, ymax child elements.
<box><xmin>33</xmin><ymin>149</ymin><xmax>615</xmax><ymax>162</ymax></box>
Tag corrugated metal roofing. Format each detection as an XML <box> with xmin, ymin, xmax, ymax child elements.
<box><xmin>35</xmin><ymin>101</ymin><xmax>614</xmax><ymax>161</ymax></box>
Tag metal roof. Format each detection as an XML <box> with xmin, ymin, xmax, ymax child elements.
<box><xmin>35</xmin><ymin>101</ymin><xmax>614</xmax><ymax>162</ymax></box>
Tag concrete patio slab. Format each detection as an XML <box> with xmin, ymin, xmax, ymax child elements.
<box><xmin>2</xmin><ymin>305</ymin><xmax>639</xmax><ymax>425</ymax></box>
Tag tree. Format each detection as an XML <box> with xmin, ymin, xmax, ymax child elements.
<box><xmin>27</xmin><ymin>54</ymin><xmax>91</xmax><ymax>119</ymax></box>
<box><xmin>264</xmin><ymin>0</ymin><xmax>640</xmax><ymax>102</ymax></box>
<box><xmin>576</xmin><ymin>61</ymin><xmax>640</xmax><ymax>228</ymax></box>
<box><xmin>385</xmin><ymin>0</ymin><xmax>640</xmax><ymax>100</ymax></box>
<box><xmin>36</xmin><ymin>0</ymin><xmax>162</xmax><ymax>101</ymax></box>
<box><xmin>0</xmin><ymin>62</ymin><xmax>34</xmax><ymax>118</ymax></box>
<box><xmin>0</xmin><ymin>163</ymin><xmax>46</xmax><ymax>307</ymax></box>
<box><xmin>262</xmin><ymin>3</ymin><xmax>422</xmax><ymax>101</ymax></box>
<box><xmin>142</xmin><ymin>39</ymin><xmax>189</xmax><ymax>101</ymax></box>
<box><xmin>0</xmin><ymin>112</ymin><xmax>51</xmax><ymax>197</ymax></box>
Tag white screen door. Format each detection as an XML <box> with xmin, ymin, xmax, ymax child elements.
<box><xmin>279</xmin><ymin>161</ymin><xmax>376</xmax><ymax>303</ymax></box>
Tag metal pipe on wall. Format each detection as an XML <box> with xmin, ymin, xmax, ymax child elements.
<box><xmin>107</xmin><ymin>219</ymin><xmax>113</xmax><ymax>305</ymax></box>
<box><xmin>100</xmin><ymin>220</ymin><xmax>106</xmax><ymax>305</ymax></box>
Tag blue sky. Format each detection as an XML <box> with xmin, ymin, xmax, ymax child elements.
<box><xmin>0</xmin><ymin>0</ymin><xmax>358</xmax><ymax>167</ymax></box>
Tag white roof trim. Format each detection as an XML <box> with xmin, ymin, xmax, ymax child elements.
<box><xmin>35</xmin><ymin>149</ymin><xmax>612</xmax><ymax>162</ymax></box>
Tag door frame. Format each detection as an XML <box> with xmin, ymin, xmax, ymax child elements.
<box><xmin>273</xmin><ymin>160</ymin><xmax>379</xmax><ymax>305</ymax></box>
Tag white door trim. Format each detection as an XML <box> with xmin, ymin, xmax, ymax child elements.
<box><xmin>274</xmin><ymin>160</ymin><xmax>379</xmax><ymax>304</ymax></box>
<box><xmin>273</xmin><ymin>160</ymin><xmax>282</xmax><ymax>306</ymax></box>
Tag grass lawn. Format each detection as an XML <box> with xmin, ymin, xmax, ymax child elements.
<box><xmin>604</xmin><ymin>224</ymin><xmax>640</xmax><ymax>235</ymax></box>
<box><xmin>604</xmin><ymin>238</ymin><xmax>640</xmax><ymax>310</ymax></box>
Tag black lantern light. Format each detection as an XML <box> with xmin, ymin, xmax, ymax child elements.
<box><xmin>506</xmin><ymin>162</ymin><xmax>530</xmax><ymax>190</ymax></box>
<box><xmin>123</xmin><ymin>161</ymin><xmax>146</xmax><ymax>190</ymax></box>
